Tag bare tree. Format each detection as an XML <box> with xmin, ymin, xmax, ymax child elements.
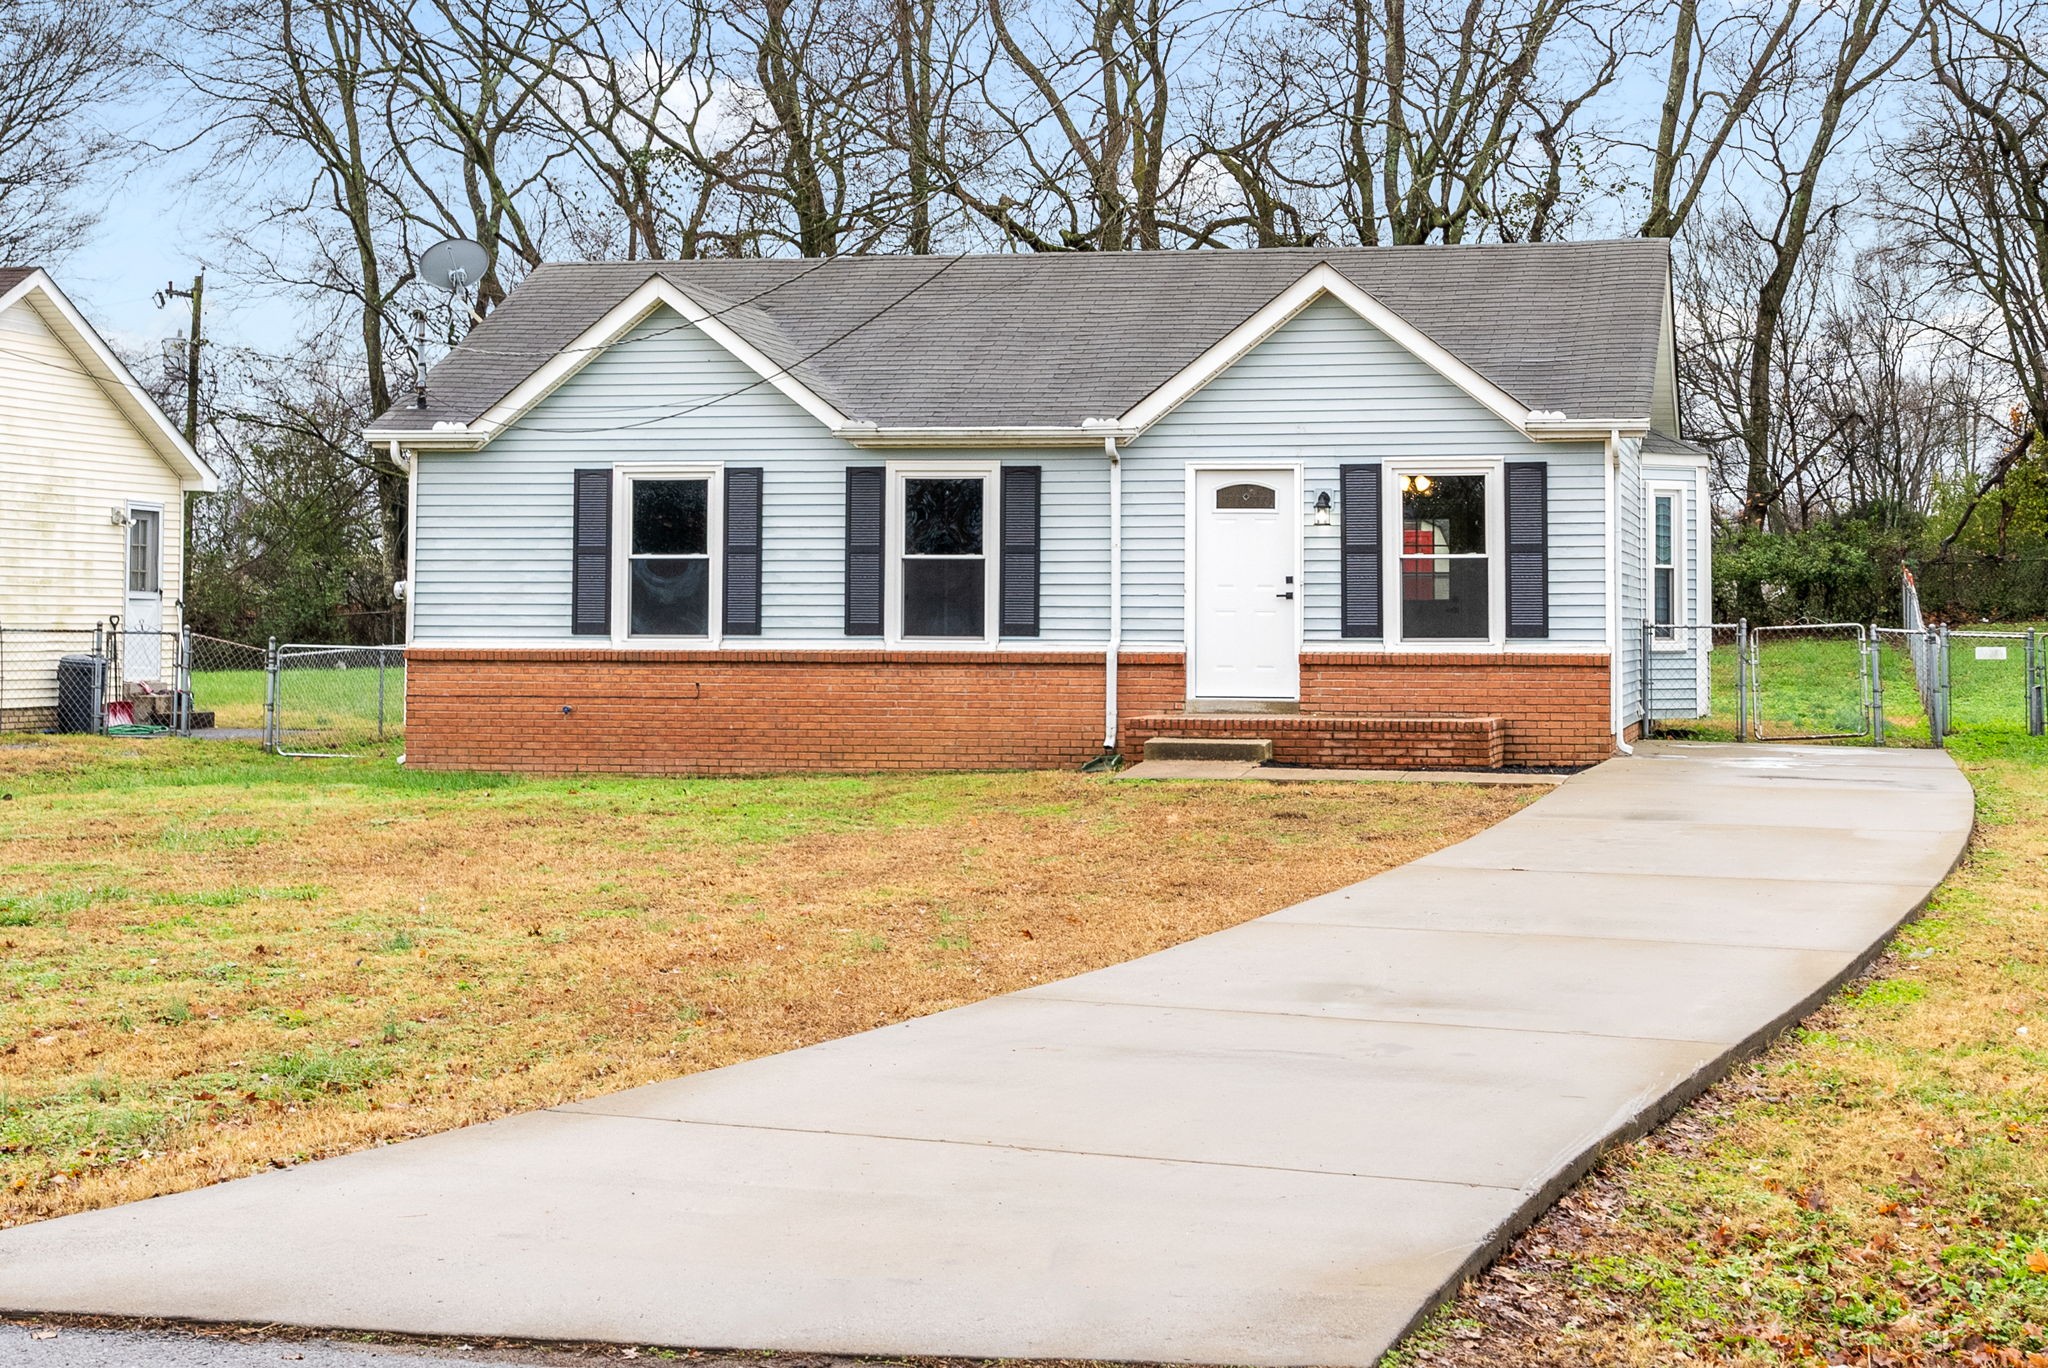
<box><xmin>1288</xmin><ymin>0</ymin><xmax>1636</xmax><ymax>245</ymax></box>
<box><xmin>1711</xmin><ymin>0</ymin><xmax>1921</xmax><ymax>526</ymax></box>
<box><xmin>1635</xmin><ymin>0</ymin><xmax>1807</xmax><ymax>239</ymax></box>
<box><xmin>1871</xmin><ymin>0</ymin><xmax>2048</xmax><ymax>548</ymax></box>
<box><xmin>0</xmin><ymin>0</ymin><xmax>140</xmax><ymax>262</ymax></box>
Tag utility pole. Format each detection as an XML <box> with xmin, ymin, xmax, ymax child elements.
<box><xmin>154</xmin><ymin>274</ymin><xmax>205</xmax><ymax>613</ymax></box>
<box><xmin>152</xmin><ymin>273</ymin><xmax>203</xmax><ymax>447</ymax></box>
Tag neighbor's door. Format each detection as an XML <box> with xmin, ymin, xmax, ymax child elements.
<box><xmin>1190</xmin><ymin>468</ymin><xmax>1299</xmax><ymax>700</ymax></box>
<box><xmin>125</xmin><ymin>505</ymin><xmax>164</xmax><ymax>681</ymax></box>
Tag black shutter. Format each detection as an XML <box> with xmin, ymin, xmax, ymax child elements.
<box><xmin>844</xmin><ymin>466</ymin><xmax>884</xmax><ymax>636</ymax></box>
<box><xmin>723</xmin><ymin>467</ymin><xmax>763</xmax><ymax>635</ymax></box>
<box><xmin>571</xmin><ymin>468</ymin><xmax>611</xmax><ymax>635</ymax></box>
<box><xmin>1505</xmin><ymin>461</ymin><xmax>1549</xmax><ymax>639</ymax></box>
<box><xmin>999</xmin><ymin>465</ymin><xmax>1041</xmax><ymax>638</ymax></box>
<box><xmin>1340</xmin><ymin>463</ymin><xmax>1382</xmax><ymax>638</ymax></box>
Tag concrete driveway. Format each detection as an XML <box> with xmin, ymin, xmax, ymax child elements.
<box><xmin>0</xmin><ymin>743</ymin><xmax>1974</xmax><ymax>1367</ymax></box>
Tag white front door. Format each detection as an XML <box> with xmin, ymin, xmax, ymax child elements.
<box><xmin>125</xmin><ymin>505</ymin><xmax>164</xmax><ymax>681</ymax></box>
<box><xmin>1190</xmin><ymin>468</ymin><xmax>1299</xmax><ymax>700</ymax></box>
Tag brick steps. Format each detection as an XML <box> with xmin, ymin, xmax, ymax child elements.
<box><xmin>1122</xmin><ymin>712</ymin><xmax>1507</xmax><ymax>771</ymax></box>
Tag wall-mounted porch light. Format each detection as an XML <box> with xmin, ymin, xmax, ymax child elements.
<box><xmin>1312</xmin><ymin>489</ymin><xmax>1334</xmax><ymax>526</ymax></box>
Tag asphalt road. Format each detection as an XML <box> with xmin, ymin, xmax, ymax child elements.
<box><xmin>0</xmin><ymin>1322</ymin><xmax>660</xmax><ymax>1367</ymax></box>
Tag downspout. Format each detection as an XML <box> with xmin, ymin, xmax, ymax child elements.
<box><xmin>1105</xmin><ymin>435</ymin><xmax>1122</xmax><ymax>751</ymax></box>
<box><xmin>1606</xmin><ymin>427</ymin><xmax>1632</xmax><ymax>756</ymax></box>
<box><xmin>394</xmin><ymin>440</ymin><xmax>415</xmax><ymax>648</ymax></box>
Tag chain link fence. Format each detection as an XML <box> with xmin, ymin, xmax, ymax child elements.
<box><xmin>266</xmin><ymin>642</ymin><xmax>405</xmax><ymax>757</ymax></box>
<box><xmin>1</xmin><ymin>623</ymin><xmax>403</xmax><ymax>754</ymax></box>
<box><xmin>1640</xmin><ymin>623</ymin><xmax>1744</xmax><ymax>740</ymax></box>
<box><xmin>187</xmin><ymin>634</ymin><xmax>269</xmax><ymax>733</ymax></box>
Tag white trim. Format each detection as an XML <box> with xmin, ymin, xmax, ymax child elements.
<box><xmin>0</xmin><ymin>270</ymin><xmax>217</xmax><ymax>489</ymax></box>
<box><xmin>1125</xmin><ymin>265</ymin><xmax>1546</xmax><ymax>437</ymax></box>
<box><xmin>1183</xmin><ymin>462</ymin><xmax>1304</xmax><ymax>701</ymax></box>
<box><xmin>612</xmin><ymin>464</ymin><xmax>724</xmax><ymax>647</ymax></box>
<box><xmin>885</xmin><ymin>461</ymin><xmax>1000</xmax><ymax>648</ymax></box>
<box><xmin>1381</xmin><ymin>459</ymin><xmax>1505</xmax><ymax>651</ymax></box>
<box><xmin>1299</xmin><ymin>639</ymin><xmax>1608</xmax><ymax>656</ymax></box>
<box><xmin>1105</xmin><ymin>436</ymin><xmax>1123</xmax><ymax>749</ymax></box>
<box><xmin>1695</xmin><ymin>465</ymin><xmax>1712</xmax><ymax>712</ymax></box>
<box><xmin>1645</xmin><ymin>478</ymin><xmax>1689</xmax><ymax>653</ymax></box>
<box><xmin>402</xmin><ymin>636</ymin><xmax>1148</xmax><ymax>655</ymax></box>
<box><xmin>402</xmin><ymin>442</ymin><xmax>418</xmax><ymax>646</ymax></box>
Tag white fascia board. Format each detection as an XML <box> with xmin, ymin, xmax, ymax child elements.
<box><xmin>1527</xmin><ymin>419</ymin><xmax>1651</xmax><ymax>440</ymax></box>
<box><xmin>840</xmin><ymin>424</ymin><xmax>1136</xmax><ymax>448</ymax></box>
<box><xmin>1119</xmin><ymin>263</ymin><xmax>1555</xmax><ymax>439</ymax></box>
<box><xmin>2</xmin><ymin>271</ymin><xmax>218</xmax><ymax>490</ymax></box>
<box><xmin>418</xmin><ymin>275</ymin><xmax>852</xmax><ymax>449</ymax></box>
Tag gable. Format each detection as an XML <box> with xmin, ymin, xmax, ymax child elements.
<box><xmin>0</xmin><ymin>272</ymin><xmax>215</xmax><ymax>489</ymax></box>
<box><xmin>1141</xmin><ymin>295</ymin><xmax>1552</xmax><ymax>448</ymax></box>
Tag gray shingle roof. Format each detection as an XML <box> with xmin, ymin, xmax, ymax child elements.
<box><xmin>370</xmin><ymin>240</ymin><xmax>1672</xmax><ymax>435</ymax></box>
<box><xmin>1642</xmin><ymin>430</ymin><xmax>1712</xmax><ymax>459</ymax></box>
<box><xmin>0</xmin><ymin>267</ymin><xmax>39</xmax><ymax>295</ymax></box>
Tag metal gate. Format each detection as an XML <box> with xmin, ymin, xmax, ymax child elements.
<box><xmin>266</xmin><ymin>642</ymin><xmax>405</xmax><ymax>757</ymax></box>
<box><xmin>1745</xmin><ymin>622</ymin><xmax>1873</xmax><ymax>742</ymax></box>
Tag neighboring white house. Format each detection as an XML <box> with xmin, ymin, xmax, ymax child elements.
<box><xmin>0</xmin><ymin>267</ymin><xmax>217</xmax><ymax>728</ymax></box>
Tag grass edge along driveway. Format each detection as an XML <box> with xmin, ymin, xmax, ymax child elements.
<box><xmin>1392</xmin><ymin>732</ymin><xmax>2048</xmax><ymax>1368</ymax></box>
<box><xmin>0</xmin><ymin>735</ymin><xmax>1534</xmax><ymax>1228</ymax></box>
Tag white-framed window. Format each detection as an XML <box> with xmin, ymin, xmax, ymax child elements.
<box><xmin>1385</xmin><ymin>463</ymin><xmax>1503</xmax><ymax>646</ymax></box>
<box><xmin>889</xmin><ymin>463</ymin><xmax>998</xmax><ymax>643</ymax></box>
<box><xmin>614</xmin><ymin>466</ymin><xmax>721</xmax><ymax>641</ymax></box>
<box><xmin>1649</xmin><ymin>484</ymin><xmax>1685</xmax><ymax>647</ymax></box>
<box><xmin>127</xmin><ymin>506</ymin><xmax>162</xmax><ymax>593</ymax></box>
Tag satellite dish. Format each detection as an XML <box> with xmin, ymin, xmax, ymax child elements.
<box><xmin>418</xmin><ymin>237</ymin><xmax>489</xmax><ymax>293</ymax></box>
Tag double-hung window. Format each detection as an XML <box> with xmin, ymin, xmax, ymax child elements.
<box><xmin>1651</xmin><ymin>488</ymin><xmax>1682</xmax><ymax>645</ymax></box>
<box><xmin>895</xmin><ymin>469</ymin><xmax>994</xmax><ymax>640</ymax></box>
<box><xmin>621</xmin><ymin>471</ymin><xmax>717</xmax><ymax>638</ymax></box>
<box><xmin>1396</xmin><ymin>471</ymin><xmax>1491</xmax><ymax>640</ymax></box>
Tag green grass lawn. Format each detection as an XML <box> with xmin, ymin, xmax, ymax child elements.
<box><xmin>185</xmin><ymin>669</ymin><xmax>266</xmax><ymax>731</ymax></box>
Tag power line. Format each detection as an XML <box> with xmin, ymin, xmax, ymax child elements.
<box><xmin>511</xmin><ymin>250</ymin><xmax>975</xmax><ymax>436</ymax></box>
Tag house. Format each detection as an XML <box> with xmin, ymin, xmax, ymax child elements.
<box><xmin>366</xmin><ymin>241</ymin><xmax>1711</xmax><ymax>774</ymax></box>
<box><xmin>0</xmin><ymin>268</ymin><xmax>217</xmax><ymax>730</ymax></box>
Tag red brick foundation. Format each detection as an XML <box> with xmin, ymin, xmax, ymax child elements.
<box><xmin>1296</xmin><ymin>651</ymin><xmax>1613</xmax><ymax>768</ymax></box>
<box><xmin>402</xmin><ymin>647</ymin><xmax>1613</xmax><ymax>774</ymax></box>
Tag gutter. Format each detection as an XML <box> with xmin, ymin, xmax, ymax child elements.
<box><xmin>367</xmin><ymin>415</ymin><xmax>1646</xmax><ymax>453</ymax></box>
<box><xmin>1104</xmin><ymin>434</ymin><xmax>1123</xmax><ymax>751</ymax></box>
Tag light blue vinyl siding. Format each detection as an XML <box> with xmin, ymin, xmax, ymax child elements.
<box><xmin>412</xmin><ymin>308</ymin><xmax>1109</xmax><ymax>642</ymax></box>
<box><xmin>1118</xmin><ymin>296</ymin><xmax>1607</xmax><ymax>645</ymax></box>
<box><xmin>411</xmin><ymin>295</ymin><xmax>1616</xmax><ymax>652</ymax></box>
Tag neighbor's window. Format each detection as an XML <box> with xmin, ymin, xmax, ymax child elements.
<box><xmin>127</xmin><ymin>509</ymin><xmax>161</xmax><ymax>593</ymax></box>
<box><xmin>1400</xmin><ymin>473</ymin><xmax>1488</xmax><ymax>639</ymax></box>
<box><xmin>628</xmin><ymin>477</ymin><xmax>710</xmax><ymax>636</ymax></box>
<box><xmin>1653</xmin><ymin>492</ymin><xmax>1678</xmax><ymax>641</ymax></box>
<box><xmin>902</xmin><ymin>476</ymin><xmax>986</xmax><ymax>637</ymax></box>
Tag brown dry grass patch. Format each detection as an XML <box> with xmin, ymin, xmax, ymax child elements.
<box><xmin>0</xmin><ymin>735</ymin><xmax>1530</xmax><ymax>1228</ymax></box>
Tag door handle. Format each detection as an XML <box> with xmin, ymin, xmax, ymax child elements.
<box><xmin>1276</xmin><ymin>591</ymin><xmax>1295</xmax><ymax>600</ymax></box>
